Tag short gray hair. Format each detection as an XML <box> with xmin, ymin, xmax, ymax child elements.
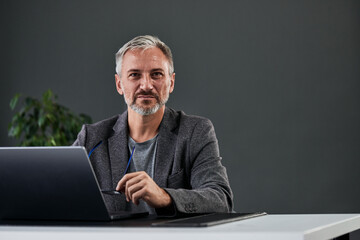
<box><xmin>115</xmin><ymin>35</ymin><xmax>174</xmax><ymax>76</ymax></box>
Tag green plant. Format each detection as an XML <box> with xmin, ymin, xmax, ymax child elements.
<box><xmin>8</xmin><ymin>89</ymin><xmax>92</xmax><ymax>146</ymax></box>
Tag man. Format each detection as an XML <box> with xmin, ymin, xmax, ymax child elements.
<box><xmin>73</xmin><ymin>35</ymin><xmax>233</xmax><ymax>216</ymax></box>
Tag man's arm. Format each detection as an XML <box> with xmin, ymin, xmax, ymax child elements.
<box><xmin>164</xmin><ymin>118</ymin><xmax>233</xmax><ymax>214</ymax></box>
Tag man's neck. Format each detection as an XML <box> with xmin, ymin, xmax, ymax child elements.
<box><xmin>127</xmin><ymin>106</ymin><xmax>165</xmax><ymax>143</ymax></box>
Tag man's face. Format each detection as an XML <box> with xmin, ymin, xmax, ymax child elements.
<box><xmin>115</xmin><ymin>47</ymin><xmax>175</xmax><ymax>115</ymax></box>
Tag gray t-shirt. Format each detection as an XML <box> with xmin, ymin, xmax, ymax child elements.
<box><xmin>124</xmin><ymin>134</ymin><xmax>158</xmax><ymax>214</ymax></box>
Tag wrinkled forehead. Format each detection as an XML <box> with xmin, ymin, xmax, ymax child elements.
<box><xmin>122</xmin><ymin>47</ymin><xmax>171</xmax><ymax>72</ymax></box>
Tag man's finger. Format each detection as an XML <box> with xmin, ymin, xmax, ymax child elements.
<box><xmin>131</xmin><ymin>187</ymin><xmax>147</xmax><ymax>205</ymax></box>
<box><xmin>116</xmin><ymin>172</ymin><xmax>143</xmax><ymax>191</ymax></box>
<box><xmin>116</xmin><ymin>173</ymin><xmax>135</xmax><ymax>191</ymax></box>
<box><xmin>126</xmin><ymin>179</ymin><xmax>145</xmax><ymax>202</ymax></box>
<box><xmin>116</xmin><ymin>174</ymin><xmax>129</xmax><ymax>191</ymax></box>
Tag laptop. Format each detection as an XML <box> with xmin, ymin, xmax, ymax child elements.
<box><xmin>0</xmin><ymin>146</ymin><xmax>148</xmax><ymax>221</ymax></box>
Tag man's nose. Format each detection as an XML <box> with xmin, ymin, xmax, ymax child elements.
<box><xmin>140</xmin><ymin>75</ymin><xmax>153</xmax><ymax>91</ymax></box>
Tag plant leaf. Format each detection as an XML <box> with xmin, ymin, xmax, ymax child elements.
<box><xmin>43</xmin><ymin>89</ymin><xmax>52</xmax><ymax>102</ymax></box>
<box><xmin>10</xmin><ymin>93</ymin><xmax>21</xmax><ymax>110</ymax></box>
<box><xmin>38</xmin><ymin>115</ymin><xmax>46</xmax><ymax>127</ymax></box>
<box><xmin>8</xmin><ymin>125</ymin><xmax>21</xmax><ymax>138</ymax></box>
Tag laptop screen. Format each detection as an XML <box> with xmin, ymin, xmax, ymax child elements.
<box><xmin>0</xmin><ymin>147</ymin><xmax>111</xmax><ymax>221</ymax></box>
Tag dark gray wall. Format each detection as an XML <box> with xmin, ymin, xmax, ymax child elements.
<box><xmin>1</xmin><ymin>0</ymin><xmax>360</xmax><ymax>218</ymax></box>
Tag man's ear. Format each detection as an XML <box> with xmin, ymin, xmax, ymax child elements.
<box><xmin>115</xmin><ymin>74</ymin><xmax>123</xmax><ymax>95</ymax></box>
<box><xmin>169</xmin><ymin>72</ymin><xmax>175</xmax><ymax>93</ymax></box>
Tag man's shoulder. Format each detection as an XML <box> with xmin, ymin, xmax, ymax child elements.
<box><xmin>83</xmin><ymin>113</ymin><xmax>124</xmax><ymax>139</ymax></box>
<box><xmin>165</xmin><ymin>107</ymin><xmax>214</xmax><ymax>131</ymax></box>
<box><xmin>86</xmin><ymin>114</ymin><xmax>120</xmax><ymax>130</ymax></box>
<box><xmin>164</xmin><ymin>108</ymin><xmax>218</xmax><ymax>153</ymax></box>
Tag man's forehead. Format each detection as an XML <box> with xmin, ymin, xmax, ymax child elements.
<box><xmin>124</xmin><ymin>47</ymin><xmax>165</xmax><ymax>60</ymax></box>
<box><xmin>122</xmin><ymin>47</ymin><xmax>169</xmax><ymax>71</ymax></box>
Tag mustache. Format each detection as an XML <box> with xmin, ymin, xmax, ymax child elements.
<box><xmin>134</xmin><ymin>91</ymin><xmax>159</xmax><ymax>99</ymax></box>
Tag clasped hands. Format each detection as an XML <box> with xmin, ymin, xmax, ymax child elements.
<box><xmin>116</xmin><ymin>171</ymin><xmax>172</xmax><ymax>208</ymax></box>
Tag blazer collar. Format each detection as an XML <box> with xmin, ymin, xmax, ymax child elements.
<box><xmin>153</xmin><ymin>107</ymin><xmax>179</xmax><ymax>188</ymax></box>
<box><xmin>108</xmin><ymin>110</ymin><xmax>129</xmax><ymax>188</ymax></box>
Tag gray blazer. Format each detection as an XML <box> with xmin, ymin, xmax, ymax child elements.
<box><xmin>73</xmin><ymin>107</ymin><xmax>233</xmax><ymax>215</ymax></box>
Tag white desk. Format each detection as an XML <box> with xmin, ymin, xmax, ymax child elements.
<box><xmin>1</xmin><ymin>214</ymin><xmax>360</xmax><ymax>240</ymax></box>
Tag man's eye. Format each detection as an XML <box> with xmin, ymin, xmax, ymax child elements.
<box><xmin>129</xmin><ymin>73</ymin><xmax>140</xmax><ymax>78</ymax></box>
<box><xmin>152</xmin><ymin>72</ymin><xmax>163</xmax><ymax>78</ymax></box>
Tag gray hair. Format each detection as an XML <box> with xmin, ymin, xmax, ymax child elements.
<box><xmin>115</xmin><ymin>35</ymin><xmax>174</xmax><ymax>76</ymax></box>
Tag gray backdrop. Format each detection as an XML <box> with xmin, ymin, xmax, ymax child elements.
<box><xmin>1</xmin><ymin>0</ymin><xmax>359</xmax><ymax>223</ymax></box>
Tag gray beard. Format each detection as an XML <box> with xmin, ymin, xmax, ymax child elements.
<box><xmin>129</xmin><ymin>102</ymin><xmax>162</xmax><ymax>116</ymax></box>
<box><xmin>124</xmin><ymin>93</ymin><xmax>169</xmax><ymax>116</ymax></box>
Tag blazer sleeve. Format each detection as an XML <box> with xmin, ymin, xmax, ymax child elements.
<box><xmin>163</xmin><ymin>118</ymin><xmax>234</xmax><ymax>214</ymax></box>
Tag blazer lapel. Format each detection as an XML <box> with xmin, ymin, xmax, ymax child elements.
<box><xmin>108</xmin><ymin>111</ymin><xmax>129</xmax><ymax>189</ymax></box>
<box><xmin>154</xmin><ymin>108</ymin><xmax>178</xmax><ymax>188</ymax></box>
